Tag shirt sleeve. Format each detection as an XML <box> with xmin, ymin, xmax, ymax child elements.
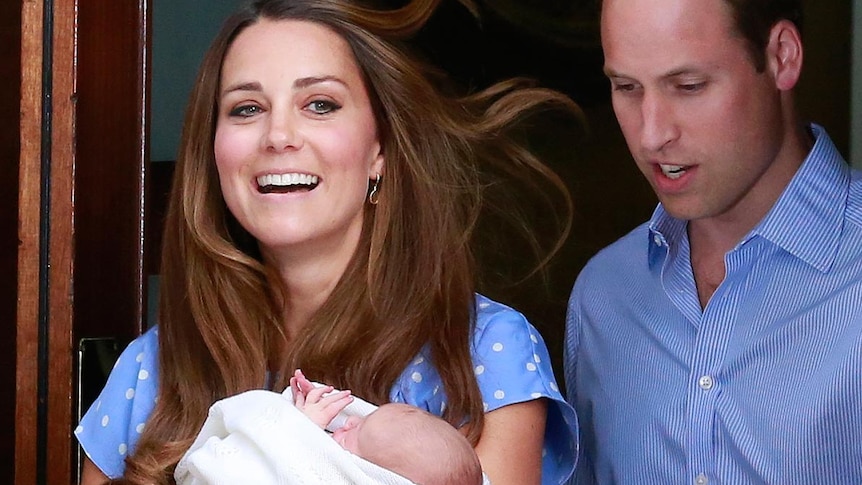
<box><xmin>472</xmin><ymin>295</ymin><xmax>579</xmax><ymax>485</ymax></box>
<box><xmin>74</xmin><ymin>327</ymin><xmax>160</xmax><ymax>479</ymax></box>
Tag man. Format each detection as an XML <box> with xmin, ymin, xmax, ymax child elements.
<box><xmin>565</xmin><ymin>0</ymin><xmax>862</xmax><ymax>483</ymax></box>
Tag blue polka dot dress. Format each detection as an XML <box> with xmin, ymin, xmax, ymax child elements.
<box><xmin>75</xmin><ymin>294</ymin><xmax>578</xmax><ymax>483</ymax></box>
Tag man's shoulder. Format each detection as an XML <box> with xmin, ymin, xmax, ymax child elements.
<box><xmin>587</xmin><ymin>221</ymin><xmax>652</xmax><ymax>267</ymax></box>
<box><xmin>572</xmin><ymin>221</ymin><xmax>653</xmax><ymax>292</ymax></box>
<box><xmin>847</xmin><ymin>169</ymin><xmax>862</xmax><ymax>227</ymax></box>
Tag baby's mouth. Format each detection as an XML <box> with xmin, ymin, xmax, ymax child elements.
<box><xmin>659</xmin><ymin>164</ymin><xmax>687</xmax><ymax>180</ymax></box>
<box><xmin>256</xmin><ymin>173</ymin><xmax>319</xmax><ymax>194</ymax></box>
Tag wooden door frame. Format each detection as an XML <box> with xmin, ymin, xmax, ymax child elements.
<box><xmin>18</xmin><ymin>0</ymin><xmax>76</xmax><ymax>482</ymax></box>
<box><xmin>17</xmin><ymin>0</ymin><xmax>149</xmax><ymax>483</ymax></box>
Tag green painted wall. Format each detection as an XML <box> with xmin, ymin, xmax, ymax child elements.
<box><xmin>150</xmin><ymin>0</ymin><xmax>240</xmax><ymax>162</ymax></box>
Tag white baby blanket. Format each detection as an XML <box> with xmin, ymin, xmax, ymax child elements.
<box><xmin>174</xmin><ymin>388</ymin><xmax>415</xmax><ymax>485</ymax></box>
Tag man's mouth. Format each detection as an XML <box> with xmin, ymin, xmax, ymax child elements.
<box><xmin>659</xmin><ymin>164</ymin><xmax>687</xmax><ymax>180</ymax></box>
<box><xmin>256</xmin><ymin>173</ymin><xmax>319</xmax><ymax>194</ymax></box>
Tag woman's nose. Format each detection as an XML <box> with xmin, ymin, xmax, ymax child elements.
<box><xmin>263</xmin><ymin>112</ymin><xmax>302</xmax><ymax>152</ymax></box>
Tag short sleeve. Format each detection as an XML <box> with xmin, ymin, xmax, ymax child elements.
<box><xmin>74</xmin><ymin>326</ymin><xmax>160</xmax><ymax>479</ymax></box>
<box><xmin>390</xmin><ymin>294</ymin><xmax>578</xmax><ymax>485</ymax></box>
<box><xmin>472</xmin><ymin>295</ymin><xmax>579</xmax><ymax>484</ymax></box>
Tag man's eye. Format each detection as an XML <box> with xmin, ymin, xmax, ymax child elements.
<box><xmin>678</xmin><ymin>82</ymin><xmax>706</xmax><ymax>93</ymax></box>
<box><xmin>228</xmin><ymin>105</ymin><xmax>262</xmax><ymax>117</ymax></box>
<box><xmin>306</xmin><ymin>100</ymin><xmax>341</xmax><ymax>115</ymax></box>
<box><xmin>612</xmin><ymin>83</ymin><xmax>636</xmax><ymax>93</ymax></box>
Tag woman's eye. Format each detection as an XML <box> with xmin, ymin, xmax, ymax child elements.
<box><xmin>306</xmin><ymin>99</ymin><xmax>341</xmax><ymax>115</ymax></box>
<box><xmin>228</xmin><ymin>105</ymin><xmax>262</xmax><ymax>117</ymax></box>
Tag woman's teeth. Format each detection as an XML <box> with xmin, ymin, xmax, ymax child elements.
<box><xmin>257</xmin><ymin>173</ymin><xmax>319</xmax><ymax>187</ymax></box>
<box><xmin>659</xmin><ymin>164</ymin><xmax>686</xmax><ymax>180</ymax></box>
<box><xmin>256</xmin><ymin>173</ymin><xmax>319</xmax><ymax>193</ymax></box>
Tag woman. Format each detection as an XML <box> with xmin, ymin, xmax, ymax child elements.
<box><xmin>76</xmin><ymin>0</ymin><xmax>580</xmax><ymax>483</ymax></box>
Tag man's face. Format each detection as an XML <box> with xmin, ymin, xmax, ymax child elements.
<box><xmin>601</xmin><ymin>0</ymin><xmax>794</xmax><ymax>225</ymax></box>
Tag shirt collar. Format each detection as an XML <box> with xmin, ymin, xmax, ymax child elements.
<box><xmin>648</xmin><ymin>124</ymin><xmax>851</xmax><ymax>272</ymax></box>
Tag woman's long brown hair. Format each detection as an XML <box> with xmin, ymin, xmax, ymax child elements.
<box><xmin>122</xmin><ymin>0</ymin><xmax>580</xmax><ymax>482</ymax></box>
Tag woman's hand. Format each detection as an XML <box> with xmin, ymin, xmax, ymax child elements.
<box><xmin>474</xmin><ymin>398</ymin><xmax>547</xmax><ymax>485</ymax></box>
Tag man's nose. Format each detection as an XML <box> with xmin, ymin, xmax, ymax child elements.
<box><xmin>639</xmin><ymin>91</ymin><xmax>678</xmax><ymax>152</ymax></box>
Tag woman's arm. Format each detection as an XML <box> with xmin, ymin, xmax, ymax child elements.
<box><xmin>80</xmin><ymin>456</ymin><xmax>110</xmax><ymax>485</ymax></box>
<box><xmin>474</xmin><ymin>398</ymin><xmax>547</xmax><ymax>485</ymax></box>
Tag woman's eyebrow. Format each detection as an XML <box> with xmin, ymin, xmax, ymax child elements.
<box><xmin>220</xmin><ymin>81</ymin><xmax>262</xmax><ymax>98</ymax></box>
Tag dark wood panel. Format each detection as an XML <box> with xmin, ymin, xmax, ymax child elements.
<box><xmin>1</xmin><ymin>0</ymin><xmax>22</xmax><ymax>481</ymax></box>
<box><xmin>74</xmin><ymin>0</ymin><xmax>148</xmax><ymax>343</ymax></box>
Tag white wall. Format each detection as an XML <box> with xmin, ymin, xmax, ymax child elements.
<box><xmin>853</xmin><ymin>0</ymin><xmax>862</xmax><ymax>167</ymax></box>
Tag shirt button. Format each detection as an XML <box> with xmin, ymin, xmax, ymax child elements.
<box><xmin>698</xmin><ymin>375</ymin><xmax>714</xmax><ymax>390</ymax></box>
<box><xmin>695</xmin><ymin>474</ymin><xmax>708</xmax><ymax>485</ymax></box>
<box><xmin>653</xmin><ymin>234</ymin><xmax>663</xmax><ymax>246</ymax></box>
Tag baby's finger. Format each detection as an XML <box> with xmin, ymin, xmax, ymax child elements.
<box><xmin>296</xmin><ymin>372</ymin><xmax>316</xmax><ymax>394</ymax></box>
<box><xmin>318</xmin><ymin>390</ymin><xmax>354</xmax><ymax>411</ymax></box>
<box><xmin>305</xmin><ymin>385</ymin><xmax>335</xmax><ymax>403</ymax></box>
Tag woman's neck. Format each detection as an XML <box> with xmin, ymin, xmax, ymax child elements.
<box><xmin>264</xmin><ymin>246</ymin><xmax>354</xmax><ymax>337</ymax></box>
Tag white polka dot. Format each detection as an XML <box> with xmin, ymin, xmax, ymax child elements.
<box><xmin>138</xmin><ymin>369</ymin><xmax>149</xmax><ymax>380</ymax></box>
<box><xmin>478</xmin><ymin>302</ymin><xmax>490</xmax><ymax>309</ymax></box>
<box><xmin>492</xmin><ymin>343</ymin><xmax>504</xmax><ymax>352</ymax></box>
<box><xmin>550</xmin><ymin>382</ymin><xmax>559</xmax><ymax>392</ymax></box>
<box><xmin>526</xmin><ymin>363</ymin><xmax>537</xmax><ymax>372</ymax></box>
<box><xmin>532</xmin><ymin>393</ymin><xmax>543</xmax><ymax>399</ymax></box>
<box><xmin>154</xmin><ymin>396</ymin><xmax>159</xmax><ymax>404</ymax></box>
<box><xmin>136</xmin><ymin>423</ymin><xmax>145</xmax><ymax>434</ymax></box>
<box><xmin>483</xmin><ymin>402</ymin><xmax>489</xmax><ymax>412</ymax></box>
<box><xmin>474</xmin><ymin>365</ymin><xmax>485</xmax><ymax>375</ymax></box>
<box><xmin>533</xmin><ymin>353</ymin><xmax>541</xmax><ymax>363</ymax></box>
<box><xmin>440</xmin><ymin>402</ymin><xmax>447</xmax><ymax>414</ymax></box>
<box><xmin>125</xmin><ymin>388</ymin><xmax>135</xmax><ymax>399</ymax></box>
<box><xmin>118</xmin><ymin>443</ymin><xmax>127</xmax><ymax>455</ymax></box>
<box><xmin>530</xmin><ymin>334</ymin><xmax>538</xmax><ymax>344</ymax></box>
<box><xmin>135</xmin><ymin>352</ymin><xmax>144</xmax><ymax>363</ymax></box>
<box><xmin>74</xmin><ymin>425</ymin><xmax>83</xmax><ymax>434</ymax></box>
<box><xmin>411</xmin><ymin>372</ymin><xmax>423</xmax><ymax>383</ymax></box>
<box><xmin>494</xmin><ymin>390</ymin><xmax>505</xmax><ymax>400</ymax></box>
<box><xmin>101</xmin><ymin>415</ymin><xmax>110</xmax><ymax>427</ymax></box>
<box><xmin>413</xmin><ymin>356</ymin><xmax>425</xmax><ymax>365</ymax></box>
<box><xmin>433</xmin><ymin>386</ymin><xmax>440</xmax><ymax>395</ymax></box>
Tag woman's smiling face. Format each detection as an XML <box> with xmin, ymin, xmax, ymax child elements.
<box><xmin>215</xmin><ymin>18</ymin><xmax>384</xmax><ymax>262</ymax></box>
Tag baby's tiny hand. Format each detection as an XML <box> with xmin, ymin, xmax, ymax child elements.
<box><xmin>290</xmin><ymin>369</ymin><xmax>354</xmax><ymax>428</ymax></box>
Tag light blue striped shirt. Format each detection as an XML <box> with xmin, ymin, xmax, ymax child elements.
<box><xmin>565</xmin><ymin>125</ymin><xmax>862</xmax><ymax>484</ymax></box>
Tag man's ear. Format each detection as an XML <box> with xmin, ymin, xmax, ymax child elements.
<box><xmin>766</xmin><ymin>19</ymin><xmax>803</xmax><ymax>91</ymax></box>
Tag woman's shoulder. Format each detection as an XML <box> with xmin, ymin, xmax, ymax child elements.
<box><xmin>470</xmin><ymin>294</ymin><xmax>562</xmax><ymax>404</ymax></box>
<box><xmin>75</xmin><ymin>326</ymin><xmax>161</xmax><ymax>479</ymax></box>
<box><xmin>472</xmin><ymin>294</ymin><xmax>541</xmax><ymax>352</ymax></box>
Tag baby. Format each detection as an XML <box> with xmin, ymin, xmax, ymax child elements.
<box><xmin>290</xmin><ymin>370</ymin><xmax>484</xmax><ymax>485</ymax></box>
